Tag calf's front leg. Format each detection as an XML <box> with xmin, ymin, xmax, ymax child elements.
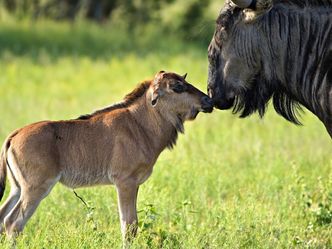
<box><xmin>116</xmin><ymin>181</ymin><xmax>139</xmax><ymax>243</ymax></box>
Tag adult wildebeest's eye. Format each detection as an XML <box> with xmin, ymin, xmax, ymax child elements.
<box><xmin>172</xmin><ymin>83</ymin><xmax>186</xmax><ymax>93</ymax></box>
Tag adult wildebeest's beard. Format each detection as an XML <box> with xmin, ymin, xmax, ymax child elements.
<box><xmin>230</xmin><ymin>76</ymin><xmax>303</xmax><ymax>124</ymax></box>
<box><xmin>229</xmin><ymin>76</ymin><xmax>272</xmax><ymax>118</ymax></box>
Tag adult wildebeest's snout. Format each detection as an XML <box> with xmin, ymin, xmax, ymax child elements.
<box><xmin>207</xmin><ymin>53</ymin><xmax>235</xmax><ymax>110</ymax></box>
<box><xmin>200</xmin><ymin>96</ymin><xmax>214</xmax><ymax>113</ymax></box>
<box><xmin>207</xmin><ymin>83</ymin><xmax>235</xmax><ymax>110</ymax></box>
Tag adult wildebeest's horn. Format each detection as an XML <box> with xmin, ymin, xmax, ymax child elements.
<box><xmin>231</xmin><ymin>0</ymin><xmax>256</xmax><ymax>9</ymax></box>
<box><xmin>231</xmin><ymin>0</ymin><xmax>273</xmax><ymax>11</ymax></box>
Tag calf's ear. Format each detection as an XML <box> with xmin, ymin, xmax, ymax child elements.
<box><xmin>151</xmin><ymin>92</ymin><xmax>159</xmax><ymax>107</ymax></box>
<box><xmin>151</xmin><ymin>89</ymin><xmax>164</xmax><ymax>107</ymax></box>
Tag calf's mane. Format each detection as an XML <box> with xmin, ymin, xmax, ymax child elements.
<box><xmin>77</xmin><ymin>81</ymin><xmax>151</xmax><ymax>120</ymax></box>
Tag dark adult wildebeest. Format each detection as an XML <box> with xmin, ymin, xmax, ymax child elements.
<box><xmin>207</xmin><ymin>0</ymin><xmax>332</xmax><ymax>135</ymax></box>
<box><xmin>0</xmin><ymin>71</ymin><xmax>213</xmax><ymax>242</ymax></box>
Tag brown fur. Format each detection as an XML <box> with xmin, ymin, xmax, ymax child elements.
<box><xmin>0</xmin><ymin>71</ymin><xmax>212</xmax><ymax>242</ymax></box>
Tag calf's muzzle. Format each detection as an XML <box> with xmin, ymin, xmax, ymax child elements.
<box><xmin>200</xmin><ymin>96</ymin><xmax>214</xmax><ymax>113</ymax></box>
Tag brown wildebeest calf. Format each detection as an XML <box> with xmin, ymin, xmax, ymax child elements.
<box><xmin>0</xmin><ymin>71</ymin><xmax>213</xmax><ymax>242</ymax></box>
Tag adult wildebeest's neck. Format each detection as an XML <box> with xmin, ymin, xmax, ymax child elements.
<box><xmin>261</xmin><ymin>5</ymin><xmax>332</xmax><ymax>123</ymax></box>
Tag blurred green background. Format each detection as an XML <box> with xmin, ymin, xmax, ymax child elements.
<box><xmin>0</xmin><ymin>1</ymin><xmax>331</xmax><ymax>248</ymax></box>
<box><xmin>0</xmin><ymin>0</ymin><xmax>219</xmax><ymax>47</ymax></box>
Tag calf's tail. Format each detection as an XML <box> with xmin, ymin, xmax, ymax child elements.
<box><xmin>0</xmin><ymin>131</ymin><xmax>18</xmax><ymax>202</ymax></box>
<box><xmin>0</xmin><ymin>138</ymin><xmax>9</xmax><ymax>202</ymax></box>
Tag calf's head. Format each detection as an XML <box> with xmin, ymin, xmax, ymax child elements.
<box><xmin>150</xmin><ymin>71</ymin><xmax>213</xmax><ymax>121</ymax></box>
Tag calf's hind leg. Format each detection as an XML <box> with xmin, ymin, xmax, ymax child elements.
<box><xmin>0</xmin><ymin>190</ymin><xmax>20</xmax><ymax>234</ymax></box>
<box><xmin>4</xmin><ymin>176</ymin><xmax>59</xmax><ymax>237</ymax></box>
<box><xmin>0</xmin><ymin>168</ymin><xmax>21</xmax><ymax>233</ymax></box>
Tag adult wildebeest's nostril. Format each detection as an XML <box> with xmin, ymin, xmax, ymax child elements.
<box><xmin>201</xmin><ymin>96</ymin><xmax>214</xmax><ymax>113</ymax></box>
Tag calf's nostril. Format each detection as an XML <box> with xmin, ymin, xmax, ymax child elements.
<box><xmin>202</xmin><ymin>96</ymin><xmax>213</xmax><ymax>106</ymax></box>
<box><xmin>200</xmin><ymin>96</ymin><xmax>214</xmax><ymax>113</ymax></box>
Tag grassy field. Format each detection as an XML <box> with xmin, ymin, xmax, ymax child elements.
<box><xmin>0</xmin><ymin>20</ymin><xmax>331</xmax><ymax>248</ymax></box>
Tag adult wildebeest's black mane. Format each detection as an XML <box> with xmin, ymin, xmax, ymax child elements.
<box><xmin>231</xmin><ymin>75</ymin><xmax>303</xmax><ymax>124</ymax></box>
<box><xmin>222</xmin><ymin>0</ymin><xmax>332</xmax><ymax>125</ymax></box>
<box><xmin>275</xmin><ymin>0</ymin><xmax>332</xmax><ymax>7</ymax></box>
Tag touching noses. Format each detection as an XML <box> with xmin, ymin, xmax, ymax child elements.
<box><xmin>201</xmin><ymin>96</ymin><xmax>214</xmax><ymax>113</ymax></box>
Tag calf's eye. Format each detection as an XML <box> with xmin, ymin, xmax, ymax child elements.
<box><xmin>172</xmin><ymin>84</ymin><xmax>185</xmax><ymax>93</ymax></box>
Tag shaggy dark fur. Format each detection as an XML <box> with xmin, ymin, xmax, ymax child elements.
<box><xmin>209</xmin><ymin>0</ymin><xmax>332</xmax><ymax>129</ymax></box>
<box><xmin>276</xmin><ymin>0</ymin><xmax>332</xmax><ymax>7</ymax></box>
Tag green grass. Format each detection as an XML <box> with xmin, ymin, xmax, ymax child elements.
<box><xmin>0</xmin><ymin>20</ymin><xmax>331</xmax><ymax>248</ymax></box>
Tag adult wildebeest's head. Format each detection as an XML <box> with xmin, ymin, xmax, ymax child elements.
<box><xmin>208</xmin><ymin>0</ymin><xmax>332</xmax><ymax>126</ymax></box>
<box><xmin>207</xmin><ymin>0</ymin><xmax>275</xmax><ymax>118</ymax></box>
